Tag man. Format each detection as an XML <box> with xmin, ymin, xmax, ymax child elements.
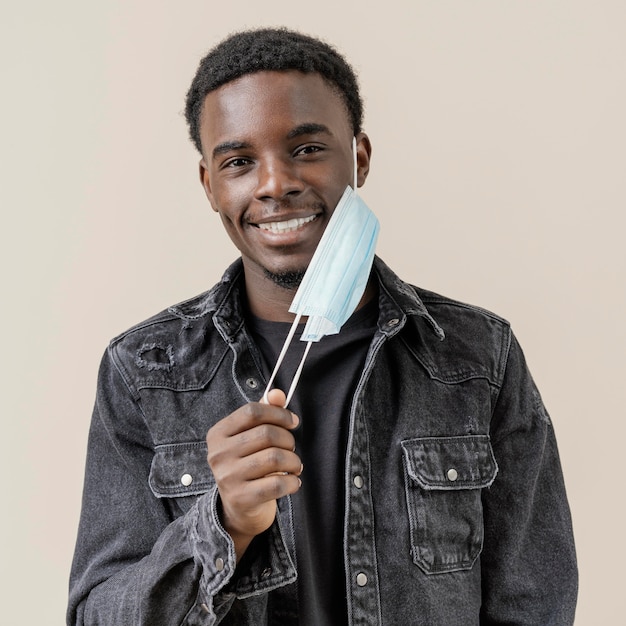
<box><xmin>68</xmin><ymin>27</ymin><xmax>577</xmax><ymax>625</ymax></box>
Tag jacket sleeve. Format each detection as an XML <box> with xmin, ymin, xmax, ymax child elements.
<box><xmin>67</xmin><ymin>349</ymin><xmax>294</xmax><ymax>625</ymax></box>
<box><xmin>480</xmin><ymin>332</ymin><xmax>578</xmax><ymax>625</ymax></box>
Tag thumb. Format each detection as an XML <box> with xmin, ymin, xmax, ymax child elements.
<box><xmin>264</xmin><ymin>388</ymin><xmax>287</xmax><ymax>407</ymax></box>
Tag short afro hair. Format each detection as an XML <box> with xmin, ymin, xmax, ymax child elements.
<box><xmin>184</xmin><ymin>27</ymin><xmax>364</xmax><ymax>154</ymax></box>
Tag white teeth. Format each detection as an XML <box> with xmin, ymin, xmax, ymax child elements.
<box><xmin>258</xmin><ymin>215</ymin><xmax>316</xmax><ymax>233</ymax></box>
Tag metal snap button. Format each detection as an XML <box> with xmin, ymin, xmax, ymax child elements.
<box><xmin>447</xmin><ymin>468</ymin><xmax>458</xmax><ymax>482</ymax></box>
<box><xmin>356</xmin><ymin>572</ymin><xmax>368</xmax><ymax>586</ymax></box>
<box><xmin>246</xmin><ymin>378</ymin><xmax>258</xmax><ymax>389</ymax></box>
<box><xmin>215</xmin><ymin>557</ymin><xmax>225</xmax><ymax>571</ymax></box>
<box><xmin>353</xmin><ymin>475</ymin><xmax>364</xmax><ymax>489</ymax></box>
<box><xmin>181</xmin><ymin>473</ymin><xmax>193</xmax><ymax>486</ymax></box>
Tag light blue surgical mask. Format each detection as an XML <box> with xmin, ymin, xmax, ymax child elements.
<box><xmin>263</xmin><ymin>137</ymin><xmax>380</xmax><ymax>406</ymax></box>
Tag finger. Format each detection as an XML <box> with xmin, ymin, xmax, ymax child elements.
<box><xmin>217</xmin><ymin>447</ymin><xmax>302</xmax><ymax>484</ymax></box>
<box><xmin>210</xmin><ymin>400</ymin><xmax>298</xmax><ymax>440</ymax></box>
<box><xmin>264</xmin><ymin>389</ymin><xmax>300</xmax><ymax>429</ymax></box>
<box><xmin>248</xmin><ymin>447</ymin><xmax>303</xmax><ymax>480</ymax></box>
<box><xmin>240</xmin><ymin>472</ymin><xmax>303</xmax><ymax>505</ymax></box>
<box><xmin>228</xmin><ymin>423</ymin><xmax>297</xmax><ymax>459</ymax></box>
<box><xmin>261</xmin><ymin>389</ymin><xmax>300</xmax><ymax>427</ymax></box>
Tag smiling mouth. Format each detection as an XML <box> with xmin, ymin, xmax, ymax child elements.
<box><xmin>257</xmin><ymin>215</ymin><xmax>318</xmax><ymax>234</ymax></box>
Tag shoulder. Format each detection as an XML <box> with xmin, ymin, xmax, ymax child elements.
<box><xmin>103</xmin><ymin>261</ymin><xmax>244</xmax><ymax>396</ymax></box>
<box><xmin>416</xmin><ymin>286</ymin><xmax>511</xmax><ymax>338</ymax></box>
<box><xmin>375</xmin><ymin>258</ymin><xmax>511</xmax><ymax>359</ymax></box>
<box><xmin>406</xmin><ymin>285</ymin><xmax>513</xmax><ymax>389</ymax></box>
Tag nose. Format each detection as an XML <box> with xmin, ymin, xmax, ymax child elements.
<box><xmin>254</xmin><ymin>157</ymin><xmax>304</xmax><ymax>201</ymax></box>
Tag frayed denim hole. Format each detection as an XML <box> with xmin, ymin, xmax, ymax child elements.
<box><xmin>135</xmin><ymin>342</ymin><xmax>175</xmax><ymax>371</ymax></box>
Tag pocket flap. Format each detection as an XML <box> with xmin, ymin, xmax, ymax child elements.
<box><xmin>401</xmin><ymin>435</ymin><xmax>498</xmax><ymax>490</ymax></box>
<box><xmin>149</xmin><ymin>441</ymin><xmax>215</xmax><ymax>498</ymax></box>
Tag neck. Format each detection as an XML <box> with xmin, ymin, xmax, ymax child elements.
<box><xmin>243</xmin><ymin>263</ymin><xmax>300</xmax><ymax>322</ymax></box>
<box><xmin>243</xmin><ymin>261</ymin><xmax>378</xmax><ymax>323</ymax></box>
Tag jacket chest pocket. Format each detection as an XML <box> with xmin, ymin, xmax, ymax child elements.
<box><xmin>401</xmin><ymin>435</ymin><xmax>498</xmax><ymax>575</ymax></box>
<box><xmin>149</xmin><ymin>442</ymin><xmax>215</xmax><ymax>512</ymax></box>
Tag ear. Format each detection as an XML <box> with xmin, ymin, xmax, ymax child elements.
<box><xmin>198</xmin><ymin>158</ymin><xmax>218</xmax><ymax>212</ymax></box>
<box><xmin>355</xmin><ymin>132</ymin><xmax>372</xmax><ymax>188</ymax></box>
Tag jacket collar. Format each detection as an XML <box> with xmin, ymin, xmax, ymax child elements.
<box><xmin>168</xmin><ymin>257</ymin><xmax>444</xmax><ymax>341</ymax></box>
<box><xmin>373</xmin><ymin>257</ymin><xmax>445</xmax><ymax>341</ymax></box>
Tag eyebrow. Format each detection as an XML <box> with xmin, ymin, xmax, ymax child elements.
<box><xmin>212</xmin><ymin>140</ymin><xmax>251</xmax><ymax>160</ymax></box>
<box><xmin>286</xmin><ymin>123</ymin><xmax>332</xmax><ymax>139</ymax></box>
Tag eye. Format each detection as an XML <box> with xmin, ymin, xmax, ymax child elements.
<box><xmin>294</xmin><ymin>144</ymin><xmax>324</xmax><ymax>157</ymax></box>
<box><xmin>224</xmin><ymin>157</ymin><xmax>252</xmax><ymax>168</ymax></box>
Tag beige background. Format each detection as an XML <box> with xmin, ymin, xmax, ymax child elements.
<box><xmin>2</xmin><ymin>1</ymin><xmax>624</xmax><ymax>624</ymax></box>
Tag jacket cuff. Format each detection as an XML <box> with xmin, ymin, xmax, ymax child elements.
<box><xmin>190</xmin><ymin>486</ymin><xmax>297</xmax><ymax>605</ymax></box>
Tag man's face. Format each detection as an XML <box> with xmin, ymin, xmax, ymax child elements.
<box><xmin>198</xmin><ymin>70</ymin><xmax>371</xmax><ymax>287</ymax></box>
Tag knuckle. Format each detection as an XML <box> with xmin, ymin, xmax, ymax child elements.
<box><xmin>265</xmin><ymin>447</ymin><xmax>284</xmax><ymax>467</ymax></box>
<box><xmin>255</xmin><ymin>423</ymin><xmax>271</xmax><ymax>439</ymax></box>
<box><xmin>244</xmin><ymin>402</ymin><xmax>265</xmax><ymax>422</ymax></box>
<box><xmin>254</xmin><ymin>423</ymin><xmax>277</xmax><ymax>445</ymax></box>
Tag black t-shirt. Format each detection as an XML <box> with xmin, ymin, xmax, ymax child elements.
<box><xmin>248</xmin><ymin>298</ymin><xmax>378</xmax><ymax>624</ymax></box>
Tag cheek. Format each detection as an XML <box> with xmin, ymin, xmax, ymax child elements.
<box><xmin>311</xmin><ymin>162</ymin><xmax>351</xmax><ymax>199</ymax></box>
<box><xmin>217</xmin><ymin>213</ymin><xmax>250</xmax><ymax>254</ymax></box>
<box><xmin>211</xmin><ymin>176</ymin><xmax>256</xmax><ymax>214</ymax></box>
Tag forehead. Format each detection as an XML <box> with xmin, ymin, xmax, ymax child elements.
<box><xmin>199</xmin><ymin>70</ymin><xmax>352</xmax><ymax>150</ymax></box>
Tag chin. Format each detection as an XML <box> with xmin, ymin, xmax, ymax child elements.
<box><xmin>263</xmin><ymin>267</ymin><xmax>307</xmax><ymax>290</ymax></box>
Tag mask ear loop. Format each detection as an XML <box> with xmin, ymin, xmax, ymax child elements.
<box><xmin>352</xmin><ymin>136</ymin><xmax>358</xmax><ymax>190</ymax></box>
<box><xmin>262</xmin><ymin>314</ymin><xmax>313</xmax><ymax>407</ymax></box>
<box><xmin>262</xmin><ymin>137</ymin><xmax>358</xmax><ymax>408</ymax></box>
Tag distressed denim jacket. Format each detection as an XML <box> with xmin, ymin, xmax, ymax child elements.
<box><xmin>68</xmin><ymin>257</ymin><xmax>577</xmax><ymax>625</ymax></box>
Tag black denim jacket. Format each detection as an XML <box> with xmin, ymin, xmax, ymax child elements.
<box><xmin>68</xmin><ymin>257</ymin><xmax>577</xmax><ymax>625</ymax></box>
